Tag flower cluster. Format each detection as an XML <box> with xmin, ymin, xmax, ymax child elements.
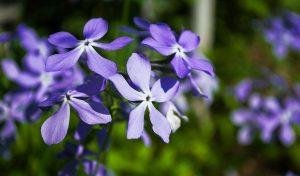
<box><xmin>263</xmin><ymin>12</ymin><xmax>300</xmax><ymax>59</ymax></box>
<box><xmin>0</xmin><ymin>17</ymin><xmax>215</xmax><ymax>174</ymax></box>
<box><xmin>232</xmin><ymin>75</ymin><xmax>300</xmax><ymax>146</ymax></box>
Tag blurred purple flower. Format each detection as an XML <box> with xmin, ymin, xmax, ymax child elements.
<box><xmin>109</xmin><ymin>53</ymin><xmax>179</xmax><ymax>142</ymax></box>
<box><xmin>46</xmin><ymin>18</ymin><xmax>132</xmax><ymax>78</ymax></box>
<box><xmin>121</xmin><ymin>17</ymin><xmax>151</xmax><ymax>37</ymax></box>
<box><xmin>142</xmin><ymin>24</ymin><xmax>214</xmax><ymax>79</ymax></box>
<box><xmin>0</xmin><ymin>32</ymin><xmax>11</xmax><ymax>43</ymax></box>
<box><xmin>1</xmin><ymin>58</ymin><xmax>83</xmax><ymax>101</ymax></box>
<box><xmin>0</xmin><ymin>92</ymin><xmax>39</xmax><ymax>139</ymax></box>
<box><xmin>263</xmin><ymin>12</ymin><xmax>300</xmax><ymax>59</ymax></box>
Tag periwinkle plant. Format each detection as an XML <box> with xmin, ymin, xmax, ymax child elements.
<box><xmin>0</xmin><ymin>17</ymin><xmax>216</xmax><ymax>175</ymax></box>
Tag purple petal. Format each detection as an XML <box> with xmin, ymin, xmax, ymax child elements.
<box><xmin>15</xmin><ymin>72</ymin><xmax>40</xmax><ymax>88</ymax></box>
<box><xmin>17</xmin><ymin>24</ymin><xmax>39</xmax><ymax>52</ymax></box>
<box><xmin>39</xmin><ymin>93</ymin><xmax>64</xmax><ymax>107</ymax></box>
<box><xmin>188</xmin><ymin>74</ymin><xmax>207</xmax><ymax>97</ymax></box>
<box><xmin>83</xmin><ymin>18</ymin><xmax>108</xmax><ymax>40</ymax></box>
<box><xmin>127</xmin><ymin>53</ymin><xmax>151</xmax><ymax>93</ymax></box>
<box><xmin>48</xmin><ymin>32</ymin><xmax>78</xmax><ymax>48</ymax></box>
<box><xmin>109</xmin><ymin>74</ymin><xmax>144</xmax><ymax>101</ymax></box>
<box><xmin>0</xmin><ymin>120</ymin><xmax>16</xmax><ymax>139</ymax></box>
<box><xmin>186</xmin><ymin>57</ymin><xmax>215</xmax><ymax>77</ymax></box>
<box><xmin>69</xmin><ymin>98</ymin><xmax>111</xmax><ymax>125</ymax></box>
<box><xmin>86</xmin><ymin>46</ymin><xmax>117</xmax><ymax>78</ymax></box>
<box><xmin>46</xmin><ymin>47</ymin><xmax>84</xmax><ymax>72</ymax></box>
<box><xmin>127</xmin><ymin>101</ymin><xmax>147</xmax><ymax>139</ymax></box>
<box><xmin>76</xmin><ymin>74</ymin><xmax>107</xmax><ymax>96</ymax></box>
<box><xmin>41</xmin><ymin>102</ymin><xmax>70</xmax><ymax>145</ymax></box>
<box><xmin>74</xmin><ymin>120</ymin><xmax>92</xmax><ymax>141</ymax></box>
<box><xmin>0</xmin><ymin>32</ymin><xmax>11</xmax><ymax>43</ymax></box>
<box><xmin>93</xmin><ymin>36</ymin><xmax>132</xmax><ymax>50</ymax></box>
<box><xmin>1</xmin><ymin>59</ymin><xmax>20</xmax><ymax>80</ymax></box>
<box><xmin>178</xmin><ymin>30</ymin><xmax>200</xmax><ymax>52</ymax></box>
<box><xmin>149</xmin><ymin>24</ymin><xmax>176</xmax><ymax>46</ymax></box>
<box><xmin>133</xmin><ymin>17</ymin><xmax>150</xmax><ymax>30</ymax></box>
<box><xmin>148</xmin><ymin>102</ymin><xmax>171</xmax><ymax>143</ymax></box>
<box><xmin>83</xmin><ymin>160</ymin><xmax>107</xmax><ymax>176</ymax></box>
<box><xmin>280</xmin><ymin>124</ymin><xmax>295</xmax><ymax>146</ymax></box>
<box><xmin>24</xmin><ymin>53</ymin><xmax>45</xmax><ymax>73</ymax></box>
<box><xmin>237</xmin><ymin>127</ymin><xmax>252</xmax><ymax>145</ymax></box>
<box><xmin>142</xmin><ymin>37</ymin><xmax>174</xmax><ymax>56</ymax></box>
<box><xmin>171</xmin><ymin>55</ymin><xmax>190</xmax><ymax>78</ymax></box>
<box><xmin>151</xmin><ymin>77</ymin><xmax>179</xmax><ymax>102</ymax></box>
<box><xmin>141</xmin><ymin>131</ymin><xmax>151</xmax><ymax>147</ymax></box>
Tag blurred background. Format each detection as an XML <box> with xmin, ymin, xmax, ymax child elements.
<box><xmin>0</xmin><ymin>0</ymin><xmax>300</xmax><ymax>175</ymax></box>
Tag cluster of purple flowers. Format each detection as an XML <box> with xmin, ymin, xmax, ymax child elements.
<box><xmin>0</xmin><ymin>17</ymin><xmax>215</xmax><ymax>174</ymax></box>
<box><xmin>263</xmin><ymin>12</ymin><xmax>300</xmax><ymax>59</ymax></box>
<box><xmin>232</xmin><ymin>76</ymin><xmax>300</xmax><ymax>146</ymax></box>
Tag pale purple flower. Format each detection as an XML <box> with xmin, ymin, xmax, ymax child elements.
<box><xmin>264</xmin><ymin>12</ymin><xmax>300</xmax><ymax>59</ymax></box>
<box><xmin>234</xmin><ymin>79</ymin><xmax>252</xmax><ymax>102</ymax></box>
<box><xmin>46</xmin><ymin>18</ymin><xmax>132</xmax><ymax>78</ymax></box>
<box><xmin>1</xmin><ymin>58</ymin><xmax>83</xmax><ymax>101</ymax></box>
<box><xmin>121</xmin><ymin>17</ymin><xmax>151</xmax><ymax>37</ymax></box>
<box><xmin>142</xmin><ymin>24</ymin><xmax>214</xmax><ymax>79</ymax></box>
<box><xmin>0</xmin><ymin>92</ymin><xmax>39</xmax><ymax>139</ymax></box>
<box><xmin>17</xmin><ymin>24</ymin><xmax>51</xmax><ymax>59</ymax></box>
<box><xmin>109</xmin><ymin>53</ymin><xmax>179</xmax><ymax>142</ymax></box>
<box><xmin>40</xmin><ymin>82</ymin><xmax>111</xmax><ymax>145</ymax></box>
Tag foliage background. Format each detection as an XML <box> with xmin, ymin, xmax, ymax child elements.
<box><xmin>0</xmin><ymin>0</ymin><xmax>300</xmax><ymax>175</ymax></box>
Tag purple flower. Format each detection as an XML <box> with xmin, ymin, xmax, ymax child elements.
<box><xmin>121</xmin><ymin>17</ymin><xmax>151</xmax><ymax>37</ymax></box>
<box><xmin>142</xmin><ymin>24</ymin><xmax>214</xmax><ymax>79</ymax></box>
<box><xmin>1</xmin><ymin>58</ymin><xmax>83</xmax><ymax>101</ymax></box>
<box><xmin>0</xmin><ymin>92</ymin><xmax>38</xmax><ymax>139</ymax></box>
<box><xmin>40</xmin><ymin>87</ymin><xmax>111</xmax><ymax>145</ymax></box>
<box><xmin>234</xmin><ymin>79</ymin><xmax>252</xmax><ymax>102</ymax></box>
<box><xmin>263</xmin><ymin>12</ymin><xmax>300</xmax><ymax>59</ymax></box>
<box><xmin>46</xmin><ymin>18</ymin><xmax>132</xmax><ymax>78</ymax></box>
<box><xmin>109</xmin><ymin>53</ymin><xmax>179</xmax><ymax>142</ymax></box>
<box><xmin>0</xmin><ymin>32</ymin><xmax>11</xmax><ymax>43</ymax></box>
<box><xmin>17</xmin><ymin>24</ymin><xmax>51</xmax><ymax>58</ymax></box>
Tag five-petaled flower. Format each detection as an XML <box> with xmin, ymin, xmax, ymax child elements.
<box><xmin>40</xmin><ymin>76</ymin><xmax>111</xmax><ymax>145</ymax></box>
<box><xmin>109</xmin><ymin>53</ymin><xmax>179</xmax><ymax>143</ymax></box>
<box><xmin>46</xmin><ymin>18</ymin><xmax>133</xmax><ymax>78</ymax></box>
<box><xmin>142</xmin><ymin>24</ymin><xmax>214</xmax><ymax>79</ymax></box>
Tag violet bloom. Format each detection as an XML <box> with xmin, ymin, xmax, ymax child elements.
<box><xmin>259</xmin><ymin>98</ymin><xmax>300</xmax><ymax>145</ymax></box>
<box><xmin>0</xmin><ymin>92</ymin><xmax>38</xmax><ymax>139</ymax></box>
<box><xmin>0</xmin><ymin>32</ymin><xmax>11</xmax><ymax>43</ymax></box>
<box><xmin>1</xmin><ymin>58</ymin><xmax>83</xmax><ymax>101</ymax></box>
<box><xmin>46</xmin><ymin>18</ymin><xmax>132</xmax><ymax>78</ymax></box>
<box><xmin>109</xmin><ymin>53</ymin><xmax>179</xmax><ymax>142</ymax></box>
<box><xmin>142</xmin><ymin>24</ymin><xmax>214</xmax><ymax>79</ymax></box>
<box><xmin>18</xmin><ymin>24</ymin><xmax>50</xmax><ymax>59</ymax></box>
<box><xmin>40</xmin><ymin>78</ymin><xmax>111</xmax><ymax>144</ymax></box>
<box><xmin>234</xmin><ymin>79</ymin><xmax>252</xmax><ymax>102</ymax></box>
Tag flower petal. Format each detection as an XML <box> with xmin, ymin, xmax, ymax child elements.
<box><xmin>24</xmin><ymin>53</ymin><xmax>45</xmax><ymax>73</ymax></box>
<box><xmin>133</xmin><ymin>17</ymin><xmax>150</xmax><ymax>30</ymax></box>
<box><xmin>178</xmin><ymin>30</ymin><xmax>200</xmax><ymax>52</ymax></box>
<box><xmin>142</xmin><ymin>37</ymin><xmax>174</xmax><ymax>56</ymax></box>
<box><xmin>93</xmin><ymin>36</ymin><xmax>132</xmax><ymax>50</ymax></box>
<box><xmin>17</xmin><ymin>24</ymin><xmax>39</xmax><ymax>52</ymax></box>
<box><xmin>127</xmin><ymin>53</ymin><xmax>151</xmax><ymax>93</ymax></box>
<box><xmin>48</xmin><ymin>32</ymin><xmax>78</xmax><ymax>48</ymax></box>
<box><xmin>280</xmin><ymin>124</ymin><xmax>295</xmax><ymax>146</ymax></box>
<box><xmin>76</xmin><ymin>74</ymin><xmax>107</xmax><ymax>96</ymax></box>
<box><xmin>148</xmin><ymin>102</ymin><xmax>171</xmax><ymax>143</ymax></box>
<box><xmin>45</xmin><ymin>47</ymin><xmax>84</xmax><ymax>72</ymax></box>
<box><xmin>86</xmin><ymin>46</ymin><xmax>117</xmax><ymax>78</ymax></box>
<box><xmin>83</xmin><ymin>18</ymin><xmax>108</xmax><ymax>40</ymax></box>
<box><xmin>127</xmin><ymin>101</ymin><xmax>147</xmax><ymax>139</ymax></box>
<box><xmin>186</xmin><ymin>57</ymin><xmax>215</xmax><ymax>77</ymax></box>
<box><xmin>1</xmin><ymin>59</ymin><xmax>20</xmax><ymax>80</ymax></box>
<box><xmin>171</xmin><ymin>55</ymin><xmax>190</xmax><ymax>78</ymax></box>
<box><xmin>151</xmin><ymin>77</ymin><xmax>179</xmax><ymax>102</ymax></box>
<box><xmin>109</xmin><ymin>74</ymin><xmax>144</xmax><ymax>101</ymax></box>
<box><xmin>41</xmin><ymin>102</ymin><xmax>70</xmax><ymax>145</ymax></box>
<box><xmin>149</xmin><ymin>24</ymin><xmax>176</xmax><ymax>46</ymax></box>
<box><xmin>69</xmin><ymin>98</ymin><xmax>111</xmax><ymax>125</ymax></box>
<box><xmin>15</xmin><ymin>72</ymin><xmax>40</xmax><ymax>88</ymax></box>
